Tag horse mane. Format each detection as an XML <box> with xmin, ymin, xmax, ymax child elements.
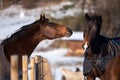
<box><xmin>2</xmin><ymin>20</ymin><xmax>40</xmax><ymax>45</ymax></box>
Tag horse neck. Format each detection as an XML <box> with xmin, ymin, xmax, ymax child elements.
<box><xmin>92</xmin><ymin>34</ymin><xmax>107</xmax><ymax>45</ymax></box>
<box><xmin>2</xmin><ymin>22</ymin><xmax>45</xmax><ymax>61</ymax></box>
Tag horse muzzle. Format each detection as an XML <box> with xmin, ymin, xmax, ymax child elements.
<box><xmin>65</xmin><ymin>28</ymin><xmax>73</xmax><ymax>37</ymax></box>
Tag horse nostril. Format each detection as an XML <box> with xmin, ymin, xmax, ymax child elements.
<box><xmin>67</xmin><ymin>28</ymin><xmax>73</xmax><ymax>36</ymax></box>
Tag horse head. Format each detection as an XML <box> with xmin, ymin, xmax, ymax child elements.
<box><xmin>83</xmin><ymin>13</ymin><xmax>103</xmax><ymax>50</ymax></box>
<box><xmin>83</xmin><ymin>13</ymin><xmax>104</xmax><ymax>80</ymax></box>
<box><xmin>38</xmin><ymin>14</ymin><xmax>73</xmax><ymax>39</ymax></box>
<box><xmin>2</xmin><ymin>14</ymin><xmax>73</xmax><ymax>69</ymax></box>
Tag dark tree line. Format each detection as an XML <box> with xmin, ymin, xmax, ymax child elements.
<box><xmin>81</xmin><ymin>0</ymin><xmax>120</xmax><ymax>37</ymax></box>
<box><xmin>2</xmin><ymin>0</ymin><xmax>120</xmax><ymax>37</ymax></box>
<box><xmin>98</xmin><ymin>0</ymin><xmax>120</xmax><ymax>37</ymax></box>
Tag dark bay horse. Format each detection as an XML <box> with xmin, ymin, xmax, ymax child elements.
<box><xmin>82</xmin><ymin>13</ymin><xmax>120</xmax><ymax>80</ymax></box>
<box><xmin>103</xmin><ymin>55</ymin><xmax>120</xmax><ymax>80</ymax></box>
<box><xmin>0</xmin><ymin>14</ymin><xmax>72</xmax><ymax>78</ymax></box>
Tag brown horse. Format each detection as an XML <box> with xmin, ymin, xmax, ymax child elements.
<box><xmin>0</xmin><ymin>14</ymin><xmax>72</xmax><ymax>79</ymax></box>
<box><xmin>82</xmin><ymin>13</ymin><xmax>120</xmax><ymax>80</ymax></box>
<box><xmin>102</xmin><ymin>55</ymin><xmax>120</xmax><ymax>80</ymax></box>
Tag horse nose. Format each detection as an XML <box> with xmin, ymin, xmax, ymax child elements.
<box><xmin>67</xmin><ymin>27</ymin><xmax>73</xmax><ymax>36</ymax></box>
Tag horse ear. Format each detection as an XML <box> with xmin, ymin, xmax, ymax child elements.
<box><xmin>40</xmin><ymin>14</ymin><xmax>45</xmax><ymax>21</ymax></box>
<box><xmin>99</xmin><ymin>15</ymin><xmax>103</xmax><ymax>21</ymax></box>
<box><xmin>98</xmin><ymin>15</ymin><xmax>103</xmax><ymax>23</ymax></box>
<box><xmin>43</xmin><ymin>14</ymin><xmax>45</xmax><ymax>19</ymax></box>
<box><xmin>85</xmin><ymin>13</ymin><xmax>90</xmax><ymax>20</ymax></box>
<box><xmin>40</xmin><ymin>14</ymin><xmax>43</xmax><ymax>21</ymax></box>
<box><xmin>40</xmin><ymin>14</ymin><xmax>42</xmax><ymax>18</ymax></box>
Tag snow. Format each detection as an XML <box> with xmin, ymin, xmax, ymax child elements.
<box><xmin>61</xmin><ymin>31</ymin><xmax>83</xmax><ymax>40</ymax></box>
<box><xmin>31</xmin><ymin>48</ymin><xmax>84</xmax><ymax>80</ymax></box>
<box><xmin>0</xmin><ymin>1</ymin><xmax>84</xmax><ymax>80</ymax></box>
<box><xmin>0</xmin><ymin>1</ymin><xmax>82</xmax><ymax>40</ymax></box>
<box><xmin>19</xmin><ymin>11</ymin><xmax>25</xmax><ymax>19</ymax></box>
<box><xmin>31</xmin><ymin>48</ymin><xmax>83</xmax><ymax>65</ymax></box>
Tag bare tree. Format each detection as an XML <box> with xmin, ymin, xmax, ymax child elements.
<box><xmin>96</xmin><ymin>0</ymin><xmax>120</xmax><ymax>37</ymax></box>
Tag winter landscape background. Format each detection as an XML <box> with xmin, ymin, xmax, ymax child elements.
<box><xmin>0</xmin><ymin>0</ymin><xmax>119</xmax><ymax>79</ymax></box>
<box><xmin>0</xmin><ymin>1</ymin><xmax>84</xmax><ymax>80</ymax></box>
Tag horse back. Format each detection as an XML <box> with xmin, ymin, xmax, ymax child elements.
<box><xmin>108</xmin><ymin>37</ymin><xmax>120</xmax><ymax>56</ymax></box>
<box><xmin>110</xmin><ymin>37</ymin><xmax>120</xmax><ymax>45</ymax></box>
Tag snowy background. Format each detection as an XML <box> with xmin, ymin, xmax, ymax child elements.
<box><xmin>0</xmin><ymin>1</ymin><xmax>84</xmax><ymax>80</ymax></box>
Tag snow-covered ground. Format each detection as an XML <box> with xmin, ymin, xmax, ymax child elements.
<box><xmin>0</xmin><ymin>1</ymin><xmax>84</xmax><ymax>80</ymax></box>
<box><xmin>0</xmin><ymin>1</ymin><xmax>81</xmax><ymax>40</ymax></box>
<box><xmin>31</xmin><ymin>48</ymin><xmax>84</xmax><ymax>80</ymax></box>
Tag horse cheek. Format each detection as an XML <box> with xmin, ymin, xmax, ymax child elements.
<box><xmin>44</xmin><ymin>29</ymin><xmax>55</xmax><ymax>38</ymax></box>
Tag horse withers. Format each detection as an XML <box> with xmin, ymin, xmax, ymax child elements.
<box><xmin>0</xmin><ymin>14</ymin><xmax>73</xmax><ymax>79</ymax></box>
<box><xmin>82</xmin><ymin>13</ymin><xmax>120</xmax><ymax>80</ymax></box>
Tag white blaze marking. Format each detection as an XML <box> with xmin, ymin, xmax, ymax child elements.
<box><xmin>83</xmin><ymin>42</ymin><xmax>88</xmax><ymax>51</ymax></box>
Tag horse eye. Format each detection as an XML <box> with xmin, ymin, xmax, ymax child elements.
<box><xmin>48</xmin><ymin>23</ymin><xmax>56</xmax><ymax>27</ymax></box>
<box><xmin>45</xmin><ymin>19</ymin><xmax>49</xmax><ymax>22</ymax></box>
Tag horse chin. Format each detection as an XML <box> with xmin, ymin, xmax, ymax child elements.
<box><xmin>65</xmin><ymin>34</ymin><xmax>71</xmax><ymax>37</ymax></box>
